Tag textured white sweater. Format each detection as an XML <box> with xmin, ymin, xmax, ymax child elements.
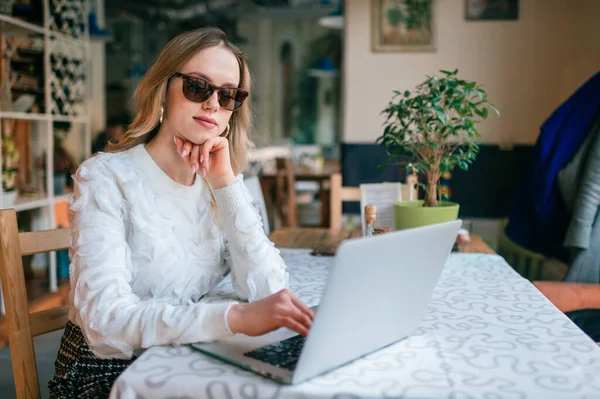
<box><xmin>67</xmin><ymin>144</ymin><xmax>288</xmax><ymax>359</ymax></box>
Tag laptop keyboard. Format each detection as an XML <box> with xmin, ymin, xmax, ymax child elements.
<box><xmin>243</xmin><ymin>335</ymin><xmax>306</xmax><ymax>370</ymax></box>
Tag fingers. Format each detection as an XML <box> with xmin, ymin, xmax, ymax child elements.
<box><xmin>200</xmin><ymin>140</ymin><xmax>212</xmax><ymax>176</ymax></box>
<box><xmin>174</xmin><ymin>136</ymin><xmax>188</xmax><ymax>165</ymax></box>
<box><xmin>175</xmin><ymin>140</ymin><xmax>194</xmax><ymax>169</ymax></box>
<box><xmin>278</xmin><ymin>315</ymin><xmax>309</xmax><ymax>337</ymax></box>
<box><xmin>275</xmin><ymin>290</ymin><xmax>313</xmax><ymax>336</ymax></box>
<box><xmin>292</xmin><ymin>306</ymin><xmax>313</xmax><ymax>333</ymax></box>
<box><xmin>181</xmin><ymin>141</ymin><xmax>193</xmax><ymax>161</ymax></box>
<box><xmin>190</xmin><ymin>144</ymin><xmax>201</xmax><ymax>174</ymax></box>
<box><xmin>174</xmin><ymin>136</ymin><xmax>203</xmax><ymax>173</ymax></box>
<box><xmin>290</xmin><ymin>294</ymin><xmax>316</xmax><ymax>321</ymax></box>
<box><xmin>174</xmin><ymin>136</ymin><xmax>231</xmax><ymax>182</ymax></box>
<box><xmin>174</xmin><ymin>136</ymin><xmax>183</xmax><ymax>154</ymax></box>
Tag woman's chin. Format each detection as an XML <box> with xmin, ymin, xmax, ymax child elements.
<box><xmin>183</xmin><ymin>131</ymin><xmax>211</xmax><ymax>145</ymax></box>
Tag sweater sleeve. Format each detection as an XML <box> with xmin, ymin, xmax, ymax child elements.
<box><xmin>212</xmin><ymin>175</ymin><xmax>289</xmax><ymax>301</ymax></box>
<box><xmin>69</xmin><ymin>157</ymin><xmax>236</xmax><ymax>360</ymax></box>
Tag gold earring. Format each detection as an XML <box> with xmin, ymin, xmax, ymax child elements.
<box><xmin>222</xmin><ymin>123</ymin><xmax>230</xmax><ymax>138</ymax></box>
<box><xmin>159</xmin><ymin>106</ymin><xmax>164</xmax><ymax>124</ymax></box>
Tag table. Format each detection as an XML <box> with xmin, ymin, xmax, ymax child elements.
<box><xmin>110</xmin><ymin>250</ymin><xmax>600</xmax><ymax>399</ymax></box>
<box><xmin>268</xmin><ymin>227</ymin><xmax>496</xmax><ymax>255</ymax></box>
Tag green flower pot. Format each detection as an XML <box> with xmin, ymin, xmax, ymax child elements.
<box><xmin>394</xmin><ymin>200</ymin><xmax>460</xmax><ymax>230</ymax></box>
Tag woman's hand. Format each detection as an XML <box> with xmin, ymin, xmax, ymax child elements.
<box><xmin>174</xmin><ymin>136</ymin><xmax>236</xmax><ymax>189</ymax></box>
<box><xmin>227</xmin><ymin>289</ymin><xmax>316</xmax><ymax>337</ymax></box>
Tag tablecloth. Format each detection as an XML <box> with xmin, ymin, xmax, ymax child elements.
<box><xmin>110</xmin><ymin>250</ymin><xmax>600</xmax><ymax>399</ymax></box>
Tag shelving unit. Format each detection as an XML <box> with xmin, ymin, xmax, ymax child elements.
<box><xmin>0</xmin><ymin>0</ymin><xmax>91</xmax><ymax>296</ymax></box>
<box><xmin>0</xmin><ymin>13</ymin><xmax>46</xmax><ymax>35</ymax></box>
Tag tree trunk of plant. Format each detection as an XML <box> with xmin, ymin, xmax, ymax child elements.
<box><xmin>424</xmin><ymin>167</ymin><xmax>440</xmax><ymax>207</ymax></box>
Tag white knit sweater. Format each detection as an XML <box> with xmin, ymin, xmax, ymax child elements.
<box><xmin>67</xmin><ymin>144</ymin><xmax>288</xmax><ymax>359</ymax></box>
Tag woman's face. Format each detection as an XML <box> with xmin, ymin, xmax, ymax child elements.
<box><xmin>164</xmin><ymin>45</ymin><xmax>240</xmax><ymax>145</ymax></box>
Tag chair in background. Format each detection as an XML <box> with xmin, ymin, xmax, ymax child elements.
<box><xmin>0</xmin><ymin>209</ymin><xmax>70</xmax><ymax>399</ymax></box>
<box><xmin>290</xmin><ymin>145</ymin><xmax>322</xmax><ymax>226</ymax></box>
<box><xmin>243</xmin><ymin>176</ymin><xmax>270</xmax><ymax>236</ymax></box>
<box><xmin>274</xmin><ymin>157</ymin><xmax>298</xmax><ymax>228</ymax></box>
<box><xmin>498</xmin><ymin>219</ymin><xmax>546</xmax><ymax>280</ymax></box>
<box><xmin>329</xmin><ymin>173</ymin><xmax>361</xmax><ymax>234</ymax></box>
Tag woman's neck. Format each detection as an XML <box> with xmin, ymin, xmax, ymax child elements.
<box><xmin>145</xmin><ymin>128</ymin><xmax>195</xmax><ymax>186</ymax></box>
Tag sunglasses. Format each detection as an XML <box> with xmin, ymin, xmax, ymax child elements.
<box><xmin>172</xmin><ymin>72</ymin><xmax>248</xmax><ymax>112</ymax></box>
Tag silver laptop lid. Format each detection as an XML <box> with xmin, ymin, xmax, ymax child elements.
<box><xmin>292</xmin><ymin>220</ymin><xmax>461</xmax><ymax>384</ymax></box>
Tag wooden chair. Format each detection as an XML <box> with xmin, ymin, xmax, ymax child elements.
<box><xmin>329</xmin><ymin>173</ymin><xmax>361</xmax><ymax>234</ymax></box>
<box><xmin>274</xmin><ymin>157</ymin><xmax>298</xmax><ymax>227</ymax></box>
<box><xmin>498</xmin><ymin>219</ymin><xmax>546</xmax><ymax>280</ymax></box>
<box><xmin>0</xmin><ymin>209</ymin><xmax>70</xmax><ymax>399</ymax></box>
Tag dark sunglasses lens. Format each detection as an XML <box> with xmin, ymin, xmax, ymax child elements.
<box><xmin>218</xmin><ymin>89</ymin><xmax>248</xmax><ymax>111</ymax></box>
<box><xmin>182</xmin><ymin>78</ymin><xmax>211</xmax><ymax>102</ymax></box>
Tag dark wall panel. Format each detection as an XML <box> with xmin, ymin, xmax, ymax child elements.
<box><xmin>340</xmin><ymin>143</ymin><xmax>534</xmax><ymax>218</ymax></box>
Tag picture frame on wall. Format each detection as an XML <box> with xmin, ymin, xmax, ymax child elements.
<box><xmin>465</xmin><ymin>0</ymin><xmax>519</xmax><ymax>21</ymax></box>
<box><xmin>371</xmin><ymin>0</ymin><xmax>434</xmax><ymax>53</ymax></box>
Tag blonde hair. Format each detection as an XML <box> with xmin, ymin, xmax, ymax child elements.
<box><xmin>106</xmin><ymin>27</ymin><xmax>253</xmax><ymax>175</ymax></box>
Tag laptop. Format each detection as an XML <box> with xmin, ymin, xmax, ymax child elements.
<box><xmin>192</xmin><ymin>219</ymin><xmax>462</xmax><ymax>385</ymax></box>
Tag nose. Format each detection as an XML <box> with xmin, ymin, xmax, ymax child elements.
<box><xmin>203</xmin><ymin>91</ymin><xmax>220</xmax><ymax>111</ymax></box>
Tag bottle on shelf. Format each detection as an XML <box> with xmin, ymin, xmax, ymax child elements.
<box><xmin>364</xmin><ymin>204</ymin><xmax>376</xmax><ymax>237</ymax></box>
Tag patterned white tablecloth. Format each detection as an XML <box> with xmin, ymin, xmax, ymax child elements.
<box><xmin>110</xmin><ymin>250</ymin><xmax>600</xmax><ymax>399</ymax></box>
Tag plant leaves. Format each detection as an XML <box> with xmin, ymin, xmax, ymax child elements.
<box><xmin>375</xmin><ymin>68</ymin><xmax>497</xmax><ymax>201</ymax></box>
<box><xmin>489</xmin><ymin>103</ymin><xmax>500</xmax><ymax>115</ymax></box>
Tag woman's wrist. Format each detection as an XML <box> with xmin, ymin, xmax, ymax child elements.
<box><xmin>226</xmin><ymin>303</ymin><xmax>247</xmax><ymax>334</ymax></box>
<box><xmin>208</xmin><ymin>173</ymin><xmax>236</xmax><ymax>189</ymax></box>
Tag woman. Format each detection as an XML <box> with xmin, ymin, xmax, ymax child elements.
<box><xmin>49</xmin><ymin>27</ymin><xmax>314</xmax><ymax>398</ymax></box>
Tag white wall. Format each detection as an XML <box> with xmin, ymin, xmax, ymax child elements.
<box><xmin>343</xmin><ymin>0</ymin><xmax>599</xmax><ymax>145</ymax></box>
<box><xmin>568</xmin><ymin>0</ymin><xmax>600</xmax><ymax>86</ymax></box>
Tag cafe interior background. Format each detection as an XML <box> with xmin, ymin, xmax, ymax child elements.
<box><xmin>0</xmin><ymin>0</ymin><xmax>599</xmax><ymax>396</ymax></box>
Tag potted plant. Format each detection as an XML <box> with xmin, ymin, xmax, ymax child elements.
<box><xmin>376</xmin><ymin>69</ymin><xmax>498</xmax><ymax>230</ymax></box>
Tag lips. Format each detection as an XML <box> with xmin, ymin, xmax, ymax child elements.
<box><xmin>193</xmin><ymin>116</ymin><xmax>217</xmax><ymax>129</ymax></box>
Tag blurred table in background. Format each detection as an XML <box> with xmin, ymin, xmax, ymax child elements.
<box><xmin>269</xmin><ymin>227</ymin><xmax>495</xmax><ymax>254</ymax></box>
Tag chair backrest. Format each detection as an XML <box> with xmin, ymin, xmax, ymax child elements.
<box><xmin>275</xmin><ymin>157</ymin><xmax>298</xmax><ymax>227</ymax></box>
<box><xmin>243</xmin><ymin>176</ymin><xmax>270</xmax><ymax>236</ymax></box>
<box><xmin>0</xmin><ymin>209</ymin><xmax>70</xmax><ymax>399</ymax></box>
<box><xmin>498</xmin><ymin>219</ymin><xmax>545</xmax><ymax>281</ymax></box>
<box><xmin>329</xmin><ymin>173</ymin><xmax>361</xmax><ymax>234</ymax></box>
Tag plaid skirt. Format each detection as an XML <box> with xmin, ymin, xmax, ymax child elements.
<box><xmin>48</xmin><ymin>321</ymin><xmax>137</xmax><ymax>399</ymax></box>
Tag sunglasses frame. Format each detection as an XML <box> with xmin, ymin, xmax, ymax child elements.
<box><xmin>172</xmin><ymin>72</ymin><xmax>248</xmax><ymax>111</ymax></box>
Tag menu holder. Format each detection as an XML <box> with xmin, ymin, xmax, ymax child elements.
<box><xmin>359</xmin><ymin>182</ymin><xmax>415</xmax><ymax>235</ymax></box>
